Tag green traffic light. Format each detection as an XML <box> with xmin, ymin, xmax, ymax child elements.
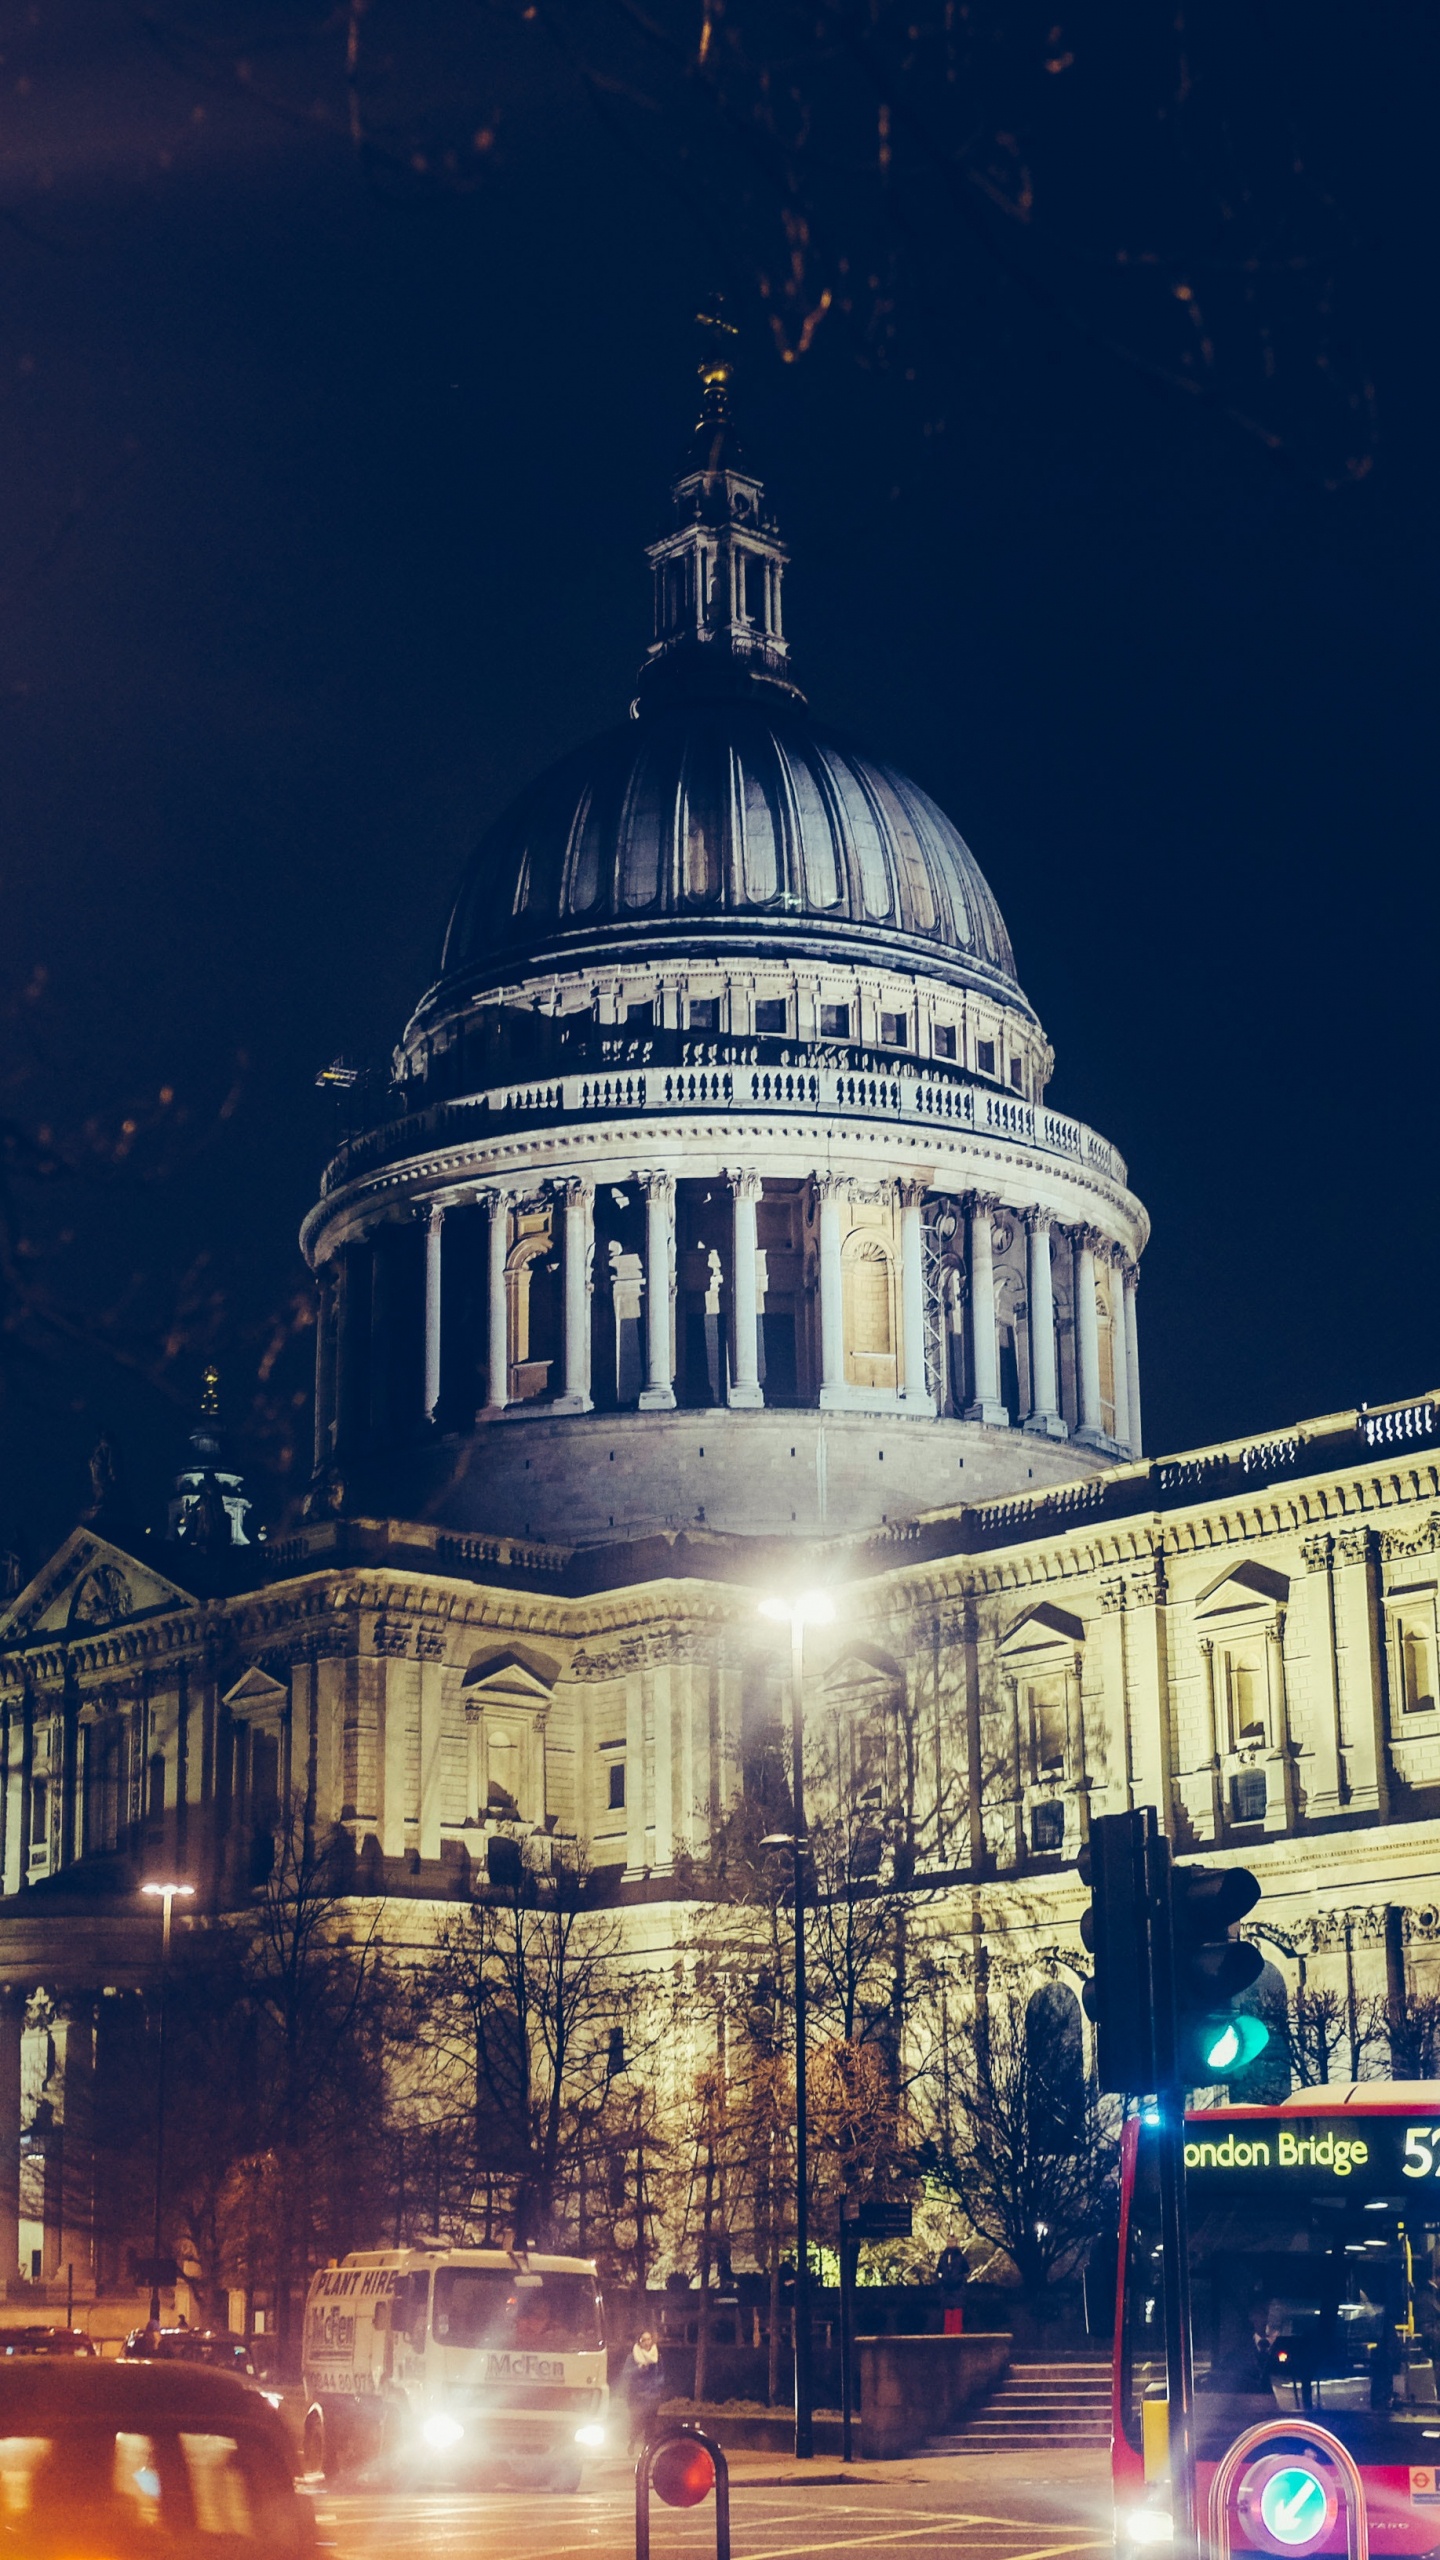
<box><xmin>1201</xmin><ymin>2014</ymin><xmax>1271</xmax><ymax>2072</ymax></box>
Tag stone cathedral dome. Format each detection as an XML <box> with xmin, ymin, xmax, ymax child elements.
<box><xmin>436</xmin><ymin>699</ymin><xmax>1025</xmax><ymax>1009</ymax></box>
<box><xmin>302</xmin><ymin>335</ymin><xmax>1148</xmax><ymax>1552</ymax></box>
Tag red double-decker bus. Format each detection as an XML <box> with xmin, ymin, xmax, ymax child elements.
<box><xmin>1114</xmin><ymin>2083</ymin><xmax>1440</xmax><ymax>2553</ymax></box>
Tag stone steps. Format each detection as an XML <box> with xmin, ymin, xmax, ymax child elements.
<box><xmin>931</xmin><ymin>2358</ymin><xmax>1112</xmax><ymax>2453</ymax></box>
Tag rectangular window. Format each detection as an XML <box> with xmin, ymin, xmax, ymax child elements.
<box><xmin>879</xmin><ymin>1011</ymin><xmax>908</xmax><ymax>1047</ymax></box>
<box><xmin>625</xmin><ymin>1001</ymin><xmax>653</xmax><ymax>1028</ymax></box>
<box><xmin>1009</xmin><ymin>1057</ymin><xmax>1024</xmax><ymax>1090</ymax></box>
<box><xmin>932</xmin><ymin>1024</ymin><xmax>956</xmax><ymax>1060</ymax></box>
<box><xmin>1031</xmin><ymin>1798</ymin><xmax>1065</xmax><ymax>1853</ymax></box>
<box><xmin>1401</xmin><ymin>1617</ymin><xmax>1437</xmax><ymax>1713</ymax></box>
<box><xmin>754</xmin><ymin>998</ymin><xmax>787</xmax><ymax>1034</ymax></box>
<box><xmin>608</xmin><ymin>1760</ymin><xmax>626</xmax><ymax>1810</ymax></box>
<box><xmin>820</xmin><ymin>1002</ymin><xmax>850</xmax><ymax>1038</ymax></box>
<box><xmin>1225</xmin><ymin>1652</ymin><xmax>1266</xmax><ymax>1742</ymax></box>
<box><xmin>976</xmin><ymin>1038</ymin><xmax>996</xmax><ymax>1076</ymax></box>
<box><xmin>688</xmin><ymin>997</ymin><xmax>719</xmax><ymax>1031</ymax></box>
<box><xmin>1231</xmin><ymin>1769</ymin><xmax>1267</xmax><ymax>1823</ymax></box>
<box><xmin>1028</xmin><ymin>1677</ymin><xmax>1068</xmax><ymax>1773</ymax></box>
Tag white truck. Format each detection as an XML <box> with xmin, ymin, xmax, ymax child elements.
<box><xmin>301</xmin><ymin>2246</ymin><xmax>609</xmax><ymax>2487</ymax></box>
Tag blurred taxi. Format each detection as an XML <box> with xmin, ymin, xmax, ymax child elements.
<box><xmin>0</xmin><ymin>2355</ymin><xmax>314</xmax><ymax>2554</ymax></box>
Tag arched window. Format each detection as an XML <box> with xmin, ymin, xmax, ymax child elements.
<box><xmin>507</xmin><ymin>1238</ymin><xmax>561</xmax><ymax>1401</ymax></box>
<box><xmin>842</xmin><ymin>1238</ymin><xmax>897</xmax><ymax>1390</ymax></box>
<box><xmin>1025</xmin><ymin>1981</ymin><xmax>1085</xmax><ymax>2157</ymax></box>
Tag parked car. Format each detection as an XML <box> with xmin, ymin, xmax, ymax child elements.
<box><xmin>0</xmin><ymin>2355</ymin><xmax>314</xmax><ymax>2552</ymax></box>
<box><xmin>124</xmin><ymin>2324</ymin><xmax>259</xmax><ymax>2378</ymax></box>
<box><xmin>0</xmin><ymin>2327</ymin><xmax>97</xmax><ymax>2358</ymax></box>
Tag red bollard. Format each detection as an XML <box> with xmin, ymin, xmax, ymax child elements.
<box><xmin>636</xmin><ymin>2425</ymin><xmax>731</xmax><ymax>2560</ymax></box>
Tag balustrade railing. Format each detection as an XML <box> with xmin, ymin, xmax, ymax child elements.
<box><xmin>321</xmin><ymin>1057</ymin><xmax>1129</xmax><ymax>1195</ymax></box>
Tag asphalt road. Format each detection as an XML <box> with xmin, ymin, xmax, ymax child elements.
<box><xmin>314</xmin><ymin>2450</ymin><xmax>1116</xmax><ymax>2560</ymax></box>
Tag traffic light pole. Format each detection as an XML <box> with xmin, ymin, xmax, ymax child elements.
<box><xmin>1144</xmin><ymin>1822</ymin><xmax>1198</xmax><ymax>2560</ymax></box>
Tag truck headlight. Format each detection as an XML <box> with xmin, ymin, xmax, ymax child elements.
<box><xmin>574</xmin><ymin>2423</ymin><xmax>606</xmax><ymax>2449</ymax></box>
<box><xmin>422</xmin><ymin>2414</ymin><xmax>465</xmax><ymax>2449</ymax></box>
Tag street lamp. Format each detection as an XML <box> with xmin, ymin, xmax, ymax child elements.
<box><xmin>141</xmin><ymin>1879</ymin><xmax>194</xmax><ymax>2327</ymax></box>
<box><xmin>758</xmin><ymin>1588</ymin><xmax>835</xmax><ymax>2461</ymax></box>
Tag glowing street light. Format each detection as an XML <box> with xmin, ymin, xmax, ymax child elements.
<box><xmin>141</xmin><ymin>1880</ymin><xmax>194</xmax><ymax>2328</ymax></box>
<box><xmin>758</xmin><ymin>1588</ymin><xmax>835</xmax><ymax>2461</ymax></box>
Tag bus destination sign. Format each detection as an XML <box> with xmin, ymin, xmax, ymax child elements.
<box><xmin>1184</xmin><ymin>2116</ymin><xmax>1440</xmax><ymax>2191</ymax></box>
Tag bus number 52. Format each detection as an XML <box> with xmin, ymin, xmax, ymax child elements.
<box><xmin>1402</xmin><ymin>2129</ymin><xmax>1440</xmax><ymax>2177</ymax></box>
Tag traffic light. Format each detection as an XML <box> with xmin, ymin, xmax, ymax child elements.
<box><xmin>1079</xmin><ymin>1807</ymin><xmax>1164</xmax><ymax>2096</ymax></box>
<box><xmin>1170</xmin><ymin>1863</ymin><xmax>1269</xmax><ymax>2082</ymax></box>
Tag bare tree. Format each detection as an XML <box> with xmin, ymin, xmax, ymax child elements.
<box><xmin>916</xmin><ymin>1962</ymin><xmax>1117</xmax><ymax>2297</ymax></box>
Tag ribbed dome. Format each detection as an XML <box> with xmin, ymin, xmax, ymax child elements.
<box><xmin>439</xmin><ymin>697</ymin><xmax>1025</xmax><ymax>1004</ymax></box>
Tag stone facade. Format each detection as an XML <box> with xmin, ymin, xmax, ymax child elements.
<box><xmin>1</xmin><ymin>1389</ymin><xmax>1438</xmax><ymax>2295</ymax></box>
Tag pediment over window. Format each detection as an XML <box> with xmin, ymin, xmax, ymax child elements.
<box><xmin>1194</xmin><ymin>1560</ymin><xmax>1290</xmax><ymax>1615</ymax></box>
<box><xmin>223</xmin><ymin>1666</ymin><xmax>288</xmax><ymax>1726</ymax></box>
<box><xmin>0</xmin><ymin>1531</ymin><xmax>194</xmax><ymax>1646</ymax></box>
<box><xmin>462</xmin><ymin>1647</ymin><xmax>555</xmax><ymax>1708</ymax></box>
<box><xmin>998</xmin><ymin>1601</ymin><xmax>1085</xmax><ymax>1658</ymax></box>
<box><xmin>822</xmin><ymin>1646</ymin><xmax>902</xmax><ymax>1711</ymax></box>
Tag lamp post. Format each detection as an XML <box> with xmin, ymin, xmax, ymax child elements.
<box><xmin>759</xmin><ymin>1588</ymin><xmax>835</xmax><ymax>2462</ymax></box>
<box><xmin>141</xmin><ymin>1880</ymin><xmax>194</xmax><ymax>2327</ymax></box>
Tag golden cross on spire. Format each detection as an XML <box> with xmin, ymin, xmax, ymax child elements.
<box><xmin>201</xmin><ymin>1364</ymin><xmax>221</xmax><ymax>1417</ymax></box>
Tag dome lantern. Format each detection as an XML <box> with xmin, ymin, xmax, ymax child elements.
<box><xmin>638</xmin><ymin>304</ymin><xmax>801</xmax><ymax>712</ymax></box>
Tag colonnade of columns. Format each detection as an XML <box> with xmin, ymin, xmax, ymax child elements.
<box><xmin>316</xmin><ymin>1172</ymin><xmax>1143</xmax><ymax>1455</ymax></box>
<box><xmin>963</xmin><ymin>1193</ymin><xmax>1142</xmax><ymax>1453</ymax></box>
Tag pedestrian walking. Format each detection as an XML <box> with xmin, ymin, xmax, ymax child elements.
<box><xmin>625</xmin><ymin>2328</ymin><xmax>665</xmax><ymax>2453</ymax></box>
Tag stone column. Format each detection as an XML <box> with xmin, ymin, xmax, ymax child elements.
<box><xmin>1023</xmin><ymin>1209</ymin><xmax>1065</xmax><ymax>1437</ymax></box>
<box><xmin>898</xmin><ymin>1180</ymin><xmax>933</xmax><ymax>1408</ymax></box>
<box><xmin>334</xmin><ymin>1239</ymin><xmax>371</xmax><ymax>1458</ymax></box>
<box><xmin>1123</xmin><ymin>1262</ymin><xmax>1144</xmax><ymax>1456</ymax></box>
<box><xmin>1107</xmin><ymin>1251</ymin><xmax>1132</xmax><ymax>1453</ymax></box>
<box><xmin>727</xmin><ymin>1172</ymin><xmax>764</xmax><ymax>1408</ymax></box>
<box><xmin>816</xmin><ymin>1174</ymin><xmax>848</xmax><ymax>1408</ymax></box>
<box><xmin>312</xmin><ymin>1264</ymin><xmax>338</xmax><ymax>1473</ymax></box>
<box><xmin>555</xmin><ymin>1180</ymin><xmax>594</xmax><ymax>1413</ymax></box>
<box><xmin>484</xmin><ymin>1191</ymin><xmax>510</xmax><ymax>1414</ymax></box>
<box><xmin>421</xmin><ymin>1205</ymin><xmax>445</xmax><ymax>1424</ymax></box>
<box><xmin>638</xmin><ymin>1173</ymin><xmax>677</xmax><ymax>1409</ymax></box>
<box><xmin>963</xmin><ymin>1193</ymin><xmax>1008</xmax><ymax>1426</ymax></box>
<box><xmin>1072</xmin><ymin>1227</ymin><xmax>1107</xmax><ymax>1447</ymax></box>
<box><xmin>0</xmin><ymin>1988</ymin><xmax>22</xmax><ymax>2290</ymax></box>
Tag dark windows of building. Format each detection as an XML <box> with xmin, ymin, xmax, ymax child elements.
<box><xmin>147</xmin><ymin>1753</ymin><xmax>166</xmax><ymax>1823</ymax></box>
<box><xmin>1009</xmin><ymin>1057</ymin><xmax>1024</xmax><ymax>1090</ymax></box>
<box><xmin>1031</xmin><ymin>1798</ymin><xmax>1066</xmax><ymax>1854</ymax></box>
<box><xmin>1231</xmin><ymin>1769</ymin><xmax>1268</xmax><ymax>1823</ymax></box>
<box><xmin>754</xmin><ymin>998</ymin><xmax>787</xmax><ymax>1034</ymax></box>
<box><xmin>932</xmin><ymin>1024</ymin><xmax>957</xmax><ymax>1060</ymax></box>
<box><xmin>976</xmin><ymin>1038</ymin><xmax>996</xmax><ymax>1077</ymax></box>
<box><xmin>820</xmin><ymin>1002</ymin><xmax>850</xmax><ymax>1038</ymax></box>
<box><xmin>1399</xmin><ymin>1615</ymin><xmax>1437</xmax><ymax>1713</ymax></box>
<box><xmin>29</xmin><ymin>1779</ymin><xmax>47</xmax><ymax>1855</ymax></box>
<box><xmin>625</xmin><ymin>1000</ymin><xmax>654</xmax><ymax>1028</ymax></box>
<box><xmin>608</xmin><ymin>1760</ymin><xmax>626</xmax><ymax>1811</ymax></box>
<box><xmin>688</xmin><ymin>996</ymin><xmax>719</xmax><ymax>1031</ymax></box>
<box><xmin>880</xmin><ymin>1011</ymin><xmax>908</xmax><ymax>1047</ymax></box>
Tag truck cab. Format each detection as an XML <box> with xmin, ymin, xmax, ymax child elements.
<box><xmin>302</xmin><ymin>2246</ymin><xmax>608</xmax><ymax>2488</ymax></box>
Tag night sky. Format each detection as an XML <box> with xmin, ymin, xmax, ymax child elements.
<box><xmin>0</xmin><ymin>1</ymin><xmax>1432</xmax><ymax>1565</ymax></box>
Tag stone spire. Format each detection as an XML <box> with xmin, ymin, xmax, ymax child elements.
<box><xmin>637</xmin><ymin>302</ymin><xmax>801</xmax><ymax>709</ymax></box>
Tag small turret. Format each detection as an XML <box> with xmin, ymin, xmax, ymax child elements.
<box><xmin>167</xmin><ymin>1366</ymin><xmax>252</xmax><ymax>1552</ymax></box>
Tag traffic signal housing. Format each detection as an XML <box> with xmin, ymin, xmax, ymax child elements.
<box><xmin>1079</xmin><ymin>1807</ymin><xmax>1164</xmax><ymax>2096</ymax></box>
<box><xmin>1170</xmin><ymin>1863</ymin><xmax>1269</xmax><ymax>2083</ymax></box>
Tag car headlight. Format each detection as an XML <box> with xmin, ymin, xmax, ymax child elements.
<box><xmin>422</xmin><ymin>2414</ymin><xmax>465</xmax><ymax>2449</ymax></box>
<box><xmin>260</xmin><ymin>2390</ymin><xmax>284</xmax><ymax>2410</ymax></box>
<box><xmin>1121</xmin><ymin>2509</ymin><xmax>1174</xmax><ymax>2545</ymax></box>
<box><xmin>574</xmin><ymin>2423</ymin><xmax>606</xmax><ymax>2449</ymax></box>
